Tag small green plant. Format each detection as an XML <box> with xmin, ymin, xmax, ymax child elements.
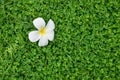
<box><xmin>0</xmin><ymin>0</ymin><xmax>120</xmax><ymax>80</ymax></box>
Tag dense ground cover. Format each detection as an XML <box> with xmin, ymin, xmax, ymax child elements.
<box><xmin>0</xmin><ymin>0</ymin><xmax>120</xmax><ymax>80</ymax></box>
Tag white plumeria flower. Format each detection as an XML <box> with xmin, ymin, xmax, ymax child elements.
<box><xmin>28</xmin><ymin>17</ymin><xmax>55</xmax><ymax>46</ymax></box>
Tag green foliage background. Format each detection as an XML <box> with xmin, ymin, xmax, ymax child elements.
<box><xmin>0</xmin><ymin>0</ymin><xmax>120</xmax><ymax>80</ymax></box>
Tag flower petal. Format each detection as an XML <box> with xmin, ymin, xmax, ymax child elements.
<box><xmin>46</xmin><ymin>19</ymin><xmax>55</xmax><ymax>32</ymax></box>
<box><xmin>28</xmin><ymin>31</ymin><xmax>41</xmax><ymax>42</ymax></box>
<box><xmin>38</xmin><ymin>37</ymin><xmax>48</xmax><ymax>46</ymax></box>
<box><xmin>46</xmin><ymin>31</ymin><xmax>54</xmax><ymax>41</ymax></box>
<box><xmin>33</xmin><ymin>17</ymin><xmax>46</xmax><ymax>30</ymax></box>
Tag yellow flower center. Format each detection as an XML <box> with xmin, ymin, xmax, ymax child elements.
<box><xmin>39</xmin><ymin>27</ymin><xmax>46</xmax><ymax>35</ymax></box>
